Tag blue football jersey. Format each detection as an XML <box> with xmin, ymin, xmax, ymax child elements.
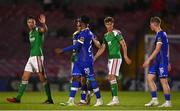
<box><xmin>154</xmin><ymin>31</ymin><xmax>169</xmax><ymax>66</ymax></box>
<box><xmin>75</xmin><ymin>28</ymin><xmax>95</xmax><ymax>63</ymax></box>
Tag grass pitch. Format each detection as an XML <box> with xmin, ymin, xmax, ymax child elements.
<box><xmin>0</xmin><ymin>91</ymin><xmax>180</xmax><ymax>110</ymax></box>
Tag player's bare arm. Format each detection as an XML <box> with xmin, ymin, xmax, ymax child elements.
<box><xmin>39</xmin><ymin>14</ymin><xmax>48</xmax><ymax>33</ymax></box>
<box><xmin>119</xmin><ymin>40</ymin><xmax>132</xmax><ymax>65</ymax></box>
<box><xmin>94</xmin><ymin>43</ymin><xmax>106</xmax><ymax>61</ymax></box>
<box><xmin>143</xmin><ymin>43</ymin><xmax>162</xmax><ymax>68</ymax></box>
<box><xmin>92</xmin><ymin>38</ymin><xmax>101</xmax><ymax>48</ymax></box>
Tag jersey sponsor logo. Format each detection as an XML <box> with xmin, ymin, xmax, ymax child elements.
<box><xmin>30</xmin><ymin>36</ymin><xmax>35</xmax><ymax>42</ymax></box>
<box><xmin>108</xmin><ymin>41</ymin><xmax>111</xmax><ymax>45</ymax></box>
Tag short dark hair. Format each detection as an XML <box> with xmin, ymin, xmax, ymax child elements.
<box><xmin>150</xmin><ymin>16</ymin><xmax>161</xmax><ymax>25</ymax></box>
<box><xmin>104</xmin><ymin>17</ymin><xmax>114</xmax><ymax>23</ymax></box>
<box><xmin>27</xmin><ymin>16</ymin><xmax>36</xmax><ymax>21</ymax></box>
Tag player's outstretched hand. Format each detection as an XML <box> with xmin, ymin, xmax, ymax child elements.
<box><xmin>124</xmin><ymin>56</ymin><xmax>132</xmax><ymax>65</ymax></box>
<box><xmin>39</xmin><ymin>14</ymin><xmax>46</xmax><ymax>24</ymax></box>
<box><xmin>55</xmin><ymin>48</ymin><xmax>63</xmax><ymax>54</ymax></box>
<box><xmin>143</xmin><ymin>59</ymin><xmax>150</xmax><ymax>68</ymax></box>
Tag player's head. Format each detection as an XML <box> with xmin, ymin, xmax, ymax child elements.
<box><xmin>104</xmin><ymin>16</ymin><xmax>114</xmax><ymax>31</ymax></box>
<box><xmin>27</xmin><ymin>16</ymin><xmax>36</xmax><ymax>30</ymax></box>
<box><xmin>150</xmin><ymin>16</ymin><xmax>161</xmax><ymax>31</ymax></box>
<box><xmin>74</xmin><ymin>18</ymin><xmax>81</xmax><ymax>31</ymax></box>
<box><xmin>79</xmin><ymin>15</ymin><xmax>90</xmax><ymax>28</ymax></box>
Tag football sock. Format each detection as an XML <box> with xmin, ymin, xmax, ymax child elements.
<box><xmin>110</xmin><ymin>79</ymin><xmax>118</xmax><ymax>97</ymax></box>
<box><xmin>43</xmin><ymin>81</ymin><xmax>53</xmax><ymax>100</ymax></box>
<box><xmin>16</xmin><ymin>81</ymin><xmax>28</xmax><ymax>101</ymax></box>
<box><xmin>90</xmin><ymin>80</ymin><xmax>101</xmax><ymax>99</ymax></box>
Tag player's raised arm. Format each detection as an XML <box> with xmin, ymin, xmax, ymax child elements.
<box><xmin>119</xmin><ymin>40</ymin><xmax>132</xmax><ymax>65</ymax></box>
<box><xmin>38</xmin><ymin>14</ymin><xmax>48</xmax><ymax>33</ymax></box>
<box><xmin>92</xmin><ymin>38</ymin><xmax>101</xmax><ymax>48</ymax></box>
<box><xmin>143</xmin><ymin>43</ymin><xmax>162</xmax><ymax>68</ymax></box>
<box><xmin>94</xmin><ymin>43</ymin><xmax>106</xmax><ymax>61</ymax></box>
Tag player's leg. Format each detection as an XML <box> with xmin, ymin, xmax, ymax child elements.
<box><xmin>38</xmin><ymin>72</ymin><xmax>53</xmax><ymax>104</ymax></box>
<box><xmin>7</xmin><ymin>57</ymin><xmax>32</xmax><ymax>103</ymax></box>
<box><xmin>67</xmin><ymin>75</ymin><xmax>81</xmax><ymax>105</ymax></box>
<box><xmin>86</xmin><ymin>77</ymin><xmax>94</xmax><ymax>105</ymax></box>
<box><xmin>85</xmin><ymin>64</ymin><xmax>102</xmax><ymax>106</ymax></box>
<box><xmin>79</xmin><ymin>76</ymin><xmax>88</xmax><ymax>105</ymax></box>
<box><xmin>88</xmin><ymin>76</ymin><xmax>103</xmax><ymax>106</ymax></box>
<box><xmin>145</xmin><ymin>63</ymin><xmax>159</xmax><ymax>106</ymax></box>
<box><xmin>158</xmin><ymin>66</ymin><xmax>171</xmax><ymax>107</ymax></box>
<box><xmin>15</xmin><ymin>71</ymin><xmax>31</xmax><ymax>101</ymax></box>
<box><xmin>107</xmin><ymin>59</ymin><xmax>121</xmax><ymax>106</ymax></box>
<box><xmin>69</xmin><ymin>62</ymin><xmax>74</xmax><ymax>90</ymax></box>
<box><xmin>36</xmin><ymin>56</ymin><xmax>53</xmax><ymax>104</ymax></box>
<box><xmin>66</xmin><ymin>62</ymin><xmax>81</xmax><ymax>105</ymax></box>
<box><xmin>158</xmin><ymin>78</ymin><xmax>171</xmax><ymax>107</ymax></box>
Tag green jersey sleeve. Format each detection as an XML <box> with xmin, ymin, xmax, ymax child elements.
<box><xmin>116</xmin><ymin>34</ymin><xmax>123</xmax><ymax>41</ymax></box>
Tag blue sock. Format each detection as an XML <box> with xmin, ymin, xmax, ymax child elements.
<box><xmin>90</xmin><ymin>80</ymin><xmax>101</xmax><ymax>99</ymax></box>
<box><xmin>164</xmin><ymin>94</ymin><xmax>170</xmax><ymax>101</ymax></box>
<box><xmin>81</xmin><ymin>84</ymin><xmax>87</xmax><ymax>101</ymax></box>
<box><xmin>69</xmin><ymin>81</ymin><xmax>80</xmax><ymax>98</ymax></box>
<box><xmin>151</xmin><ymin>91</ymin><xmax>157</xmax><ymax>98</ymax></box>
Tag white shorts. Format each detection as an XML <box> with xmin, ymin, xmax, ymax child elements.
<box><xmin>108</xmin><ymin>59</ymin><xmax>122</xmax><ymax>76</ymax></box>
<box><xmin>24</xmin><ymin>56</ymin><xmax>45</xmax><ymax>73</ymax></box>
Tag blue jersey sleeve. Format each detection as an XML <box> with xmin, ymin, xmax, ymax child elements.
<box><xmin>156</xmin><ymin>33</ymin><xmax>163</xmax><ymax>44</ymax></box>
<box><xmin>63</xmin><ymin>36</ymin><xmax>84</xmax><ymax>52</ymax></box>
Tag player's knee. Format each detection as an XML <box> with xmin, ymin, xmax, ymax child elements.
<box><xmin>38</xmin><ymin>73</ymin><xmax>46</xmax><ymax>82</ymax></box>
<box><xmin>108</xmin><ymin>74</ymin><xmax>116</xmax><ymax>81</ymax></box>
<box><xmin>160</xmin><ymin>78</ymin><xmax>168</xmax><ymax>85</ymax></box>
<box><xmin>22</xmin><ymin>74</ymin><xmax>30</xmax><ymax>81</ymax></box>
<box><xmin>147</xmin><ymin>74</ymin><xmax>154</xmax><ymax>82</ymax></box>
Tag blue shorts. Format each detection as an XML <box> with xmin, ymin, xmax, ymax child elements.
<box><xmin>72</xmin><ymin>61</ymin><xmax>95</xmax><ymax>80</ymax></box>
<box><xmin>149</xmin><ymin>61</ymin><xmax>168</xmax><ymax>78</ymax></box>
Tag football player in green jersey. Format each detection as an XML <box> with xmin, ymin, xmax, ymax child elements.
<box><xmin>94</xmin><ymin>16</ymin><xmax>132</xmax><ymax>106</ymax></box>
<box><xmin>7</xmin><ymin>14</ymin><xmax>53</xmax><ymax>104</ymax></box>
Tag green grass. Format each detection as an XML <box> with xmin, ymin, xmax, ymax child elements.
<box><xmin>0</xmin><ymin>91</ymin><xmax>180</xmax><ymax>110</ymax></box>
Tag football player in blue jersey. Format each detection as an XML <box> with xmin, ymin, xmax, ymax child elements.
<box><xmin>58</xmin><ymin>16</ymin><xmax>102</xmax><ymax>106</ymax></box>
<box><xmin>143</xmin><ymin>17</ymin><xmax>171</xmax><ymax>107</ymax></box>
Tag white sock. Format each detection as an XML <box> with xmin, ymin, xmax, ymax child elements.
<box><xmin>152</xmin><ymin>97</ymin><xmax>158</xmax><ymax>100</ymax></box>
<box><xmin>69</xmin><ymin>97</ymin><xmax>74</xmax><ymax>102</ymax></box>
<box><xmin>97</xmin><ymin>98</ymin><xmax>102</xmax><ymax>102</ymax></box>
<box><xmin>166</xmin><ymin>101</ymin><xmax>171</xmax><ymax>104</ymax></box>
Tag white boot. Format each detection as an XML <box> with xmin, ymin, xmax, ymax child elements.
<box><xmin>158</xmin><ymin>101</ymin><xmax>172</xmax><ymax>107</ymax></box>
<box><xmin>66</xmin><ymin>97</ymin><xmax>76</xmax><ymax>106</ymax></box>
<box><xmin>145</xmin><ymin>99</ymin><xmax>159</xmax><ymax>107</ymax></box>
<box><xmin>94</xmin><ymin>98</ymin><xmax>103</xmax><ymax>106</ymax></box>
<box><xmin>107</xmin><ymin>96</ymin><xmax>119</xmax><ymax>106</ymax></box>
